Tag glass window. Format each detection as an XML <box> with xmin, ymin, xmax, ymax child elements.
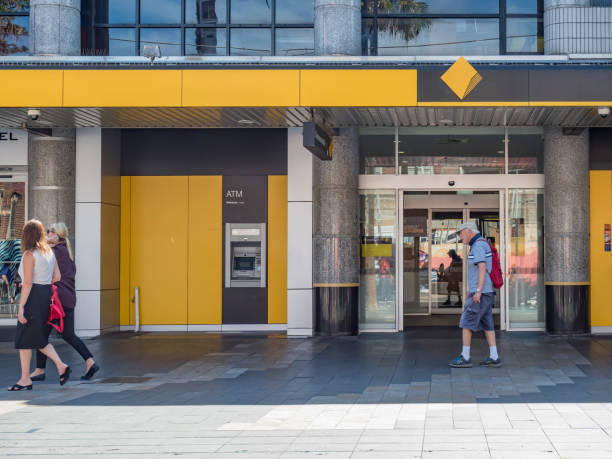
<box><xmin>275</xmin><ymin>28</ymin><xmax>313</xmax><ymax>56</ymax></box>
<box><xmin>186</xmin><ymin>28</ymin><xmax>227</xmax><ymax>55</ymax></box>
<box><xmin>360</xmin><ymin>190</ymin><xmax>397</xmax><ymax>329</ymax></box>
<box><xmin>508</xmin><ymin>189</ymin><xmax>545</xmax><ymax>329</ymax></box>
<box><xmin>431</xmin><ymin>211</ymin><xmax>464</xmax><ymax>312</ymax></box>
<box><xmin>230</xmin><ymin>0</ymin><xmax>271</xmax><ymax>24</ymax></box>
<box><xmin>140</xmin><ymin>0</ymin><xmax>181</xmax><ymax>24</ymax></box>
<box><xmin>230</xmin><ymin>28</ymin><xmax>271</xmax><ymax>55</ymax></box>
<box><xmin>507</xmin><ymin>17</ymin><xmax>541</xmax><ymax>53</ymax></box>
<box><xmin>96</xmin><ymin>27</ymin><xmax>136</xmax><ymax>55</ymax></box>
<box><xmin>403</xmin><ymin>208</ymin><xmax>429</xmax><ymax>314</ymax></box>
<box><xmin>0</xmin><ymin>181</ymin><xmax>25</xmax><ymax>320</ymax></box>
<box><xmin>0</xmin><ymin>16</ymin><xmax>28</xmax><ymax>55</ymax></box>
<box><xmin>360</xmin><ymin>128</ymin><xmax>396</xmax><ymax>175</ymax></box>
<box><xmin>377</xmin><ymin>18</ymin><xmax>499</xmax><ymax>56</ymax></box>
<box><xmin>0</xmin><ymin>1</ymin><xmax>28</xmax><ymax>12</ymax></box>
<box><xmin>508</xmin><ymin>127</ymin><xmax>544</xmax><ymax>174</ymax></box>
<box><xmin>362</xmin><ymin>18</ymin><xmax>376</xmax><ymax>56</ymax></box>
<box><xmin>140</xmin><ymin>28</ymin><xmax>181</xmax><ymax>56</ymax></box>
<box><xmin>507</xmin><ymin>0</ymin><xmax>538</xmax><ymax>14</ymax></box>
<box><xmin>398</xmin><ymin>127</ymin><xmax>505</xmax><ymax>175</ymax></box>
<box><xmin>377</xmin><ymin>0</ymin><xmax>497</xmax><ymax>14</ymax></box>
<box><xmin>186</xmin><ymin>0</ymin><xmax>226</xmax><ymax>25</ymax></box>
<box><xmin>95</xmin><ymin>0</ymin><xmax>136</xmax><ymax>24</ymax></box>
<box><xmin>276</xmin><ymin>0</ymin><xmax>314</xmax><ymax>23</ymax></box>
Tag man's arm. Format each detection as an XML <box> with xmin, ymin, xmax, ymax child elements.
<box><xmin>474</xmin><ymin>262</ymin><xmax>487</xmax><ymax>303</ymax></box>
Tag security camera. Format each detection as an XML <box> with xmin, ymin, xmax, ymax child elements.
<box><xmin>27</xmin><ymin>109</ymin><xmax>40</xmax><ymax>121</ymax></box>
<box><xmin>598</xmin><ymin>107</ymin><xmax>610</xmax><ymax>118</ymax></box>
<box><xmin>448</xmin><ymin>180</ymin><xmax>455</xmax><ymax>187</ymax></box>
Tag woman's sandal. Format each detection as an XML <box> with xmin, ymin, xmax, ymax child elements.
<box><xmin>8</xmin><ymin>383</ymin><xmax>32</xmax><ymax>391</ymax></box>
<box><xmin>31</xmin><ymin>374</ymin><xmax>45</xmax><ymax>382</ymax></box>
<box><xmin>81</xmin><ymin>363</ymin><xmax>100</xmax><ymax>381</ymax></box>
<box><xmin>59</xmin><ymin>366</ymin><xmax>71</xmax><ymax>386</ymax></box>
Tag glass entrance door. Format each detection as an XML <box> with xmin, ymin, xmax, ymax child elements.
<box><xmin>401</xmin><ymin>191</ymin><xmax>503</xmax><ymax>329</ymax></box>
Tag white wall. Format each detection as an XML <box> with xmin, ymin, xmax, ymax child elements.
<box><xmin>287</xmin><ymin>128</ymin><xmax>313</xmax><ymax>337</ymax></box>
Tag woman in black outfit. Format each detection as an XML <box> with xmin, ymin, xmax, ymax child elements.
<box><xmin>9</xmin><ymin>219</ymin><xmax>71</xmax><ymax>391</ymax></box>
<box><xmin>30</xmin><ymin>222</ymin><xmax>99</xmax><ymax>381</ymax></box>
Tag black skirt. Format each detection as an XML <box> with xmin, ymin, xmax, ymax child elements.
<box><xmin>14</xmin><ymin>284</ymin><xmax>52</xmax><ymax>350</ymax></box>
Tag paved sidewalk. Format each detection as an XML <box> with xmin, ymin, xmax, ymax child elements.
<box><xmin>0</xmin><ymin>328</ymin><xmax>611</xmax><ymax>458</ymax></box>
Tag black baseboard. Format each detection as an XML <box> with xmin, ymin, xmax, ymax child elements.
<box><xmin>314</xmin><ymin>286</ymin><xmax>358</xmax><ymax>336</ymax></box>
<box><xmin>545</xmin><ymin>284</ymin><xmax>589</xmax><ymax>335</ymax></box>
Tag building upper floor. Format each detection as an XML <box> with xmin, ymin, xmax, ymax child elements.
<box><xmin>1</xmin><ymin>0</ymin><xmax>611</xmax><ymax>58</ymax></box>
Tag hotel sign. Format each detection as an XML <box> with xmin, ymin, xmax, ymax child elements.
<box><xmin>0</xmin><ymin>129</ymin><xmax>27</xmax><ymax>166</ymax></box>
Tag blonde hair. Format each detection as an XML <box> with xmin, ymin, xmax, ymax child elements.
<box><xmin>50</xmin><ymin>222</ymin><xmax>73</xmax><ymax>260</ymax></box>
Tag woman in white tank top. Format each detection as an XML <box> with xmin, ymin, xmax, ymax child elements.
<box><xmin>9</xmin><ymin>220</ymin><xmax>72</xmax><ymax>391</ymax></box>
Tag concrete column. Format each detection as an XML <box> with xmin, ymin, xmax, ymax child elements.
<box><xmin>544</xmin><ymin>127</ymin><xmax>590</xmax><ymax>334</ymax></box>
<box><xmin>314</xmin><ymin>0</ymin><xmax>361</xmax><ymax>56</ymax></box>
<box><xmin>28</xmin><ymin>135</ymin><xmax>76</xmax><ymax>239</ymax></box>
<box><xmin>30</xmin><ymin>0</ymin><xmax>81</xmax><ymax>56</ymax></box>
<box><xmin>312</xmin><ymin>0</ymin><xmax>361</xmax><ymax>335</ymax></box>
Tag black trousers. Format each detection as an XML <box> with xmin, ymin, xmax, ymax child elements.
<box><xmin>36</xmin><ymin>308</ymin><xmax>93</xmax><ymax>369</ymax></box>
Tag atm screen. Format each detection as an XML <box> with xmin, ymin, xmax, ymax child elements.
<box><xmin>234</xmin><ymin>256</ymin><xmax>255</xmax><ymax>271</ymax></box>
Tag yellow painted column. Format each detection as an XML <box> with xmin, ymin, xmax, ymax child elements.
<box><xmin>267</xmin><ymin>175</ymin><xmax>288</xmax><ymax>324</ymax></box>
<box><xmin>119</xmin><ymin>176</ymin><xmax>132</xmax><ymax>325</ymax></box>
<box><xmin>590</xmin><ymin>171</ymin><xmax>612</xmax><ymax>327</ymax></box>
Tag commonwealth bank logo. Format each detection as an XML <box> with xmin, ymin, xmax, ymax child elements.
<box><xmin>440</xmin><ymin>57</ymin><xmax>482</xmax><ymax>100</ymax></box>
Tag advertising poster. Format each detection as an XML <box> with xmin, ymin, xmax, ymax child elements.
<box><xmin>605</xmin><ymin>224</ymin><xmax>611</xmax><ymax>252</ymax></box>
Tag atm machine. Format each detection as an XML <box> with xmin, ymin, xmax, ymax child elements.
<box><xmin>225</xmin><ymin>223</ymin><xmax>266</xmax><ymax>288</ymax></box>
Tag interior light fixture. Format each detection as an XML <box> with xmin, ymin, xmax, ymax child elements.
<box><xmin>238</xmin><ymin>119</ymin><xmax>256</xmax><ymax>125</ymax></box>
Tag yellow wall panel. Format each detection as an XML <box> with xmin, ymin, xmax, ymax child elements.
<box><xmin>301</xmin><ymin>69</ymin><xmax>417</xmax><ymax>107</ymax></box>
<box><xmin>120</xmin><ymin>176</ymin><xmax>131</xmax><ymax>326</ymax></box>
<box><xmin>188</xmin><ymin>176</ymin><xmax>223</xmax><ymax>324</ymax></box>
<box><xmin>182</xmin><ymin>70</ymin><xmax>300</xmax><ymax>107</ymax></box>
<box><xmin>590</xmin><ymin>171</ymin><xmax>612</xmax><ymax>327</ymax></box>
<box><xmin>130</xmin><ymin>176</ymin><xmax>188</xmax><ymax>325</ymax></box>
<box><xmin>0</xmin><ymin>70</ymin><xmax>63</xmax><ymax>107</ymax></box>
<box><xmin>63</xmin><ymin>70</ymin><xmax>182</xmax><ymax>107</ymax></box>
<box><xmin>267</xmin><ymin>175</ymin><xmax>288</xmax><ymax>324</ymax></box>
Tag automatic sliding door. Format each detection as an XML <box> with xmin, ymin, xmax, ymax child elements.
<box><xmin>431</xmin><ymin>211</ymin><xmax>464</xmax><ymax>312</ymax></box>
<box><xmin>403</xmin><ymin>209</ymin><xmax>429</xmax><ymax>314</ymax></box>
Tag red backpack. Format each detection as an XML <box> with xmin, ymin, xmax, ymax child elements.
<box><xmin>47</xmin><ymin>284</ymin><xmax>65</xmax><ymax>333</ymax></box>
<box><xmin>479</xmin><ymin>238</ymin><xmax>504</xmax><ymax>289</ymax></box>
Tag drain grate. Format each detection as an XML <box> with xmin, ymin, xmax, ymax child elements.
<box><xmin>99</xmin><ymin>377</ymin><xmax>151</xmax><ymax>384</ymax></box>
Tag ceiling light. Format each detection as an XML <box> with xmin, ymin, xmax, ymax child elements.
<box><xmin>238</xmin><ymin>119</ymin><xmax>256</xmax><ymax>125</ymax></box>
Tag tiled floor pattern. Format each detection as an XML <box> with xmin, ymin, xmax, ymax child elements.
<box><xmin>0</xmin><ymin>329</ymin><xmax>611</xmax><ymax>457</ymax></box>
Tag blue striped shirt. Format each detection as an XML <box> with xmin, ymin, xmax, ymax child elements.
<box><xmin>467</xmin><ymin>233</ymin><xmax>494</xmax><ymax>294</ymax></box>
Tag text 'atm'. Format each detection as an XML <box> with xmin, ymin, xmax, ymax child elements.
<box><xmin>224</xmin><ymin>223</ymin><xmax>266</xmax><ymax>288</ymax></box>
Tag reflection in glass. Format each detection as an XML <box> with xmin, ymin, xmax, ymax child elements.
<box><xmin>230</xmin><ymin>28</ymin><xmax>271</xmax><ymax>55</ymax></box>
<box><xmin>96</xmin><ymin>28</ymin><xmax>136</xmax><ymax>55</ymax></box>
<box><xmin>470</xmin><ymin>209</ymin><xmax>501</xmax><ymax>310</ymax></box>
<box><xmin>430</xmin><ymin>212</ymin><xmax>463</xmax><ymax>311</ymax></box>
<box><xmin>275</xmin><ymin>28</ymin><xmax>314</xmax><ymax>56</ymax></box>
<box><xmin>403</xmin><ymin>209</ymin><xmax>429</xmax><ymax>314</ymax></box>
<box><xmin>0</xmin><ymin>182</ymin><xmax>25</xmax><ymax>319</ymax></box>
<box><xmin>398</xmin><ymin>128</ymin><xmax>506</xmax><ymax>175</ymax></box>
<box><xmin>377</xmin><ymin>18</ymin><xmax>499</xmax><ymax>56</ymax></box>
<box><xmin>140</xmin><ymin>0</ymin><xmax>181</xmax><ymax>24</ymax></box>
<box><xmin>360</xmin><ymin>191</ymin><xmax>397</xmax><ymax>329</ymax></box>
<box><xmin>230</xmin><ymin>0</ymin><xmax>271</xmax><ymax>24</ymax></box>
<box><xmin>508</xmin><ymin>189</ymin><xmax>545</xmax><ymax>328</ymax></box>
<box><xmin>140</xmin><ymin>28</ymin><xmax>181</xmax><ymax>56</ymax></box>
<box><xmin>185</xmin><ymin>28</ymin><xmax>227</xmax><ymax>55</ymax></box>
<box><xmin>360</xmin><ymin>128</ymin><xmax>395</xmax><ymax>175</ymax></box>
<box><xmin>0</xmin><ymin>16</ymin><xmax>28</xmax><ymax>55</ymax></box>
<box><xmin>362</xmin><ymin>18</ymin><xmax>376</xmax><ymax>56</ymax></box>
<box><xmin>276</xmin><ymin>0</ymin><xmax>314</xmax><ymax>23</ymax></box>
<box><xmin>507</xmin><ymin>0</ymin><xmax>538</xmax><ymax>14</ymax></box>
<box><xmin>95</xmin><ymin>0</ymin><xmax>136</xmax><ymax>24</ymax></box>
<box><xmin>508</xmin><ymin>127</ymin><xmax>544</xmax><ymax>174</ymax></box>
<box><xmin>507</xmin><ymin>17</ymin><xmax>541</xmax><ymax>53</ymax></box>
<box><xmin>186</xmin><ymin>0</ymin><xmax>226</xmax><ymax>25</ymax></box>
<box><xmin>377</xmin><ymin>0</ymin><xmax>497</xmax><ymax>14</ymax></box>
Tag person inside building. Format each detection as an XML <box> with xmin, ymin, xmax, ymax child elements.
<box><xmin>442</xmin><ymin>249</ymin><xmax>463</xmax><ymax>307</ymax></box>
<box><xmin>0</xmin><ymin>262</ymin><xmax>15</xmax><ymax>304</ymax></box>
<box><xmin>30</xmin><ymin>222</ymin><xmax>100</xmax><ymax>382</ymax></box>
<box><xmin>448</xmin><ymin>222</ymin><xmax>501</xmax><ymax>368</ymax></box>
<box><xmin>9</xmin><ymin>219</ymin><xmax>71</xmax><ymax>391</ymax></box>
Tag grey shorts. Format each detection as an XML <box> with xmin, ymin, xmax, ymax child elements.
<box><xmin>459</xmin><ymin>293</ymin><xmax>495</xmax><ymax>332</ymax></box>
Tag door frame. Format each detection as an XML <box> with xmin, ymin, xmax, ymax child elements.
<box><xmin>398</xmin><ymin>191</ymin><xmax>505</xmax><ymax>331</ymax></box>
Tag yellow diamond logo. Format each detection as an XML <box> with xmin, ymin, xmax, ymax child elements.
<box><xmin>440</xmin><ymin>57</ymin><xmax>482</xmax><ymax>100</ymax></box>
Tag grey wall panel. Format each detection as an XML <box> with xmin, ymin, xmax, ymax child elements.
<box><xmin>121</xmin><ymin>128</ymin><xmax>287</xmax><ymax>176</ymax></box>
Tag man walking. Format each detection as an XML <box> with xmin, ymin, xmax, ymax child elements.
<box><xmin>448</xmin><ymin>222</ymin><xmax>501</xmax><ymax>368</ymax></box>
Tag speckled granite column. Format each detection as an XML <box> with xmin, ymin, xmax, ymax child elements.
<box><xmin>315</xmin><ymin>0</ymin><xmax>361</xmax><ymax>56</ymax></box>
<box><xmin>28</xmin><ymin>136</ymin><xmax>76</xmax><ymax>243</ymax></box>
<box><xmin>313</xmin><ymin>128</ymin><xmax>360</xmax><ymax>335</ymax></box>
<box><xmin>30</xmin><ymin>0</ymin><xmax>80</xmax><ymax>56</ymax></box>
<box><xmin>544</xmin><ymin>127</ymin><xmax>590</xmax><ymax>334</ymax></box>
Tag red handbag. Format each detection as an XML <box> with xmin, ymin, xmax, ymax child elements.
<box><xmin>47</xmin><ymin>284</ymin><xmax>65</xmax><ymax>333</ymax></box>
